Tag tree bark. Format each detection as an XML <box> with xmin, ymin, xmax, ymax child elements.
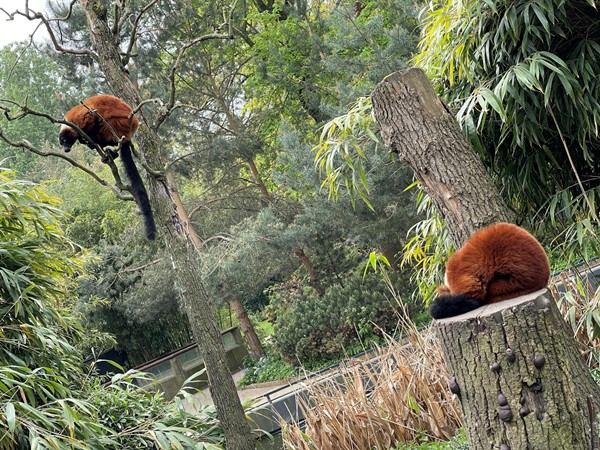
<box><xmin>166</xmin><ymin>171</ymin><xmax>203</xmax><ymax>248</ymax></box>
<box><xmin>371</xmin><ymin>68</ymin><xmax>514</xmax><ymax>247</ymax></box>
<box><xmin>293</xmin><ymin>247</ymin><xmax>325</xmax><ymax>295</ymax></box>
<box><xmin>80</xmin><ymin>2</ymin><xmax>255</xmax><ymax>448</ymax></box>
<box><xmin>230</xmin><ymin>298</ymin><xmax>265</xmax><ymax>360</ymax></box>
<box><xmin>435</xmin><ymin>290</ymin><xmax>600</xmax><ymax>449</ymax></box>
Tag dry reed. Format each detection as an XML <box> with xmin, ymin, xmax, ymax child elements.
<box><xmin>281</xmin><ymin>325</ymin><xmax>462</xmax><ymax>450</ymax></box>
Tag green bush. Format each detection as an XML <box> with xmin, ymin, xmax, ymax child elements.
<box><xmin>88</xmin><ymin>371</ymin><xmax>223</xmax><ymax>449</ymax></box>
<box><xmin>392</xmin><ymin>430</ymin><xmax>468</xmax><ymax>449</ymax></box>
<box><xmin>238</xmin><ymin>354</ymin><xmax>296</xmax><ymax>386</ymax></box>
<box><xmin>272</xmin><ymin>271</ymin><xmax>416</xmax><ymax>363</ymax></box>
<box><xmin>0</xmin><ymin>169</ymin><xmax>224</xmax><ymax>449</ymax></box>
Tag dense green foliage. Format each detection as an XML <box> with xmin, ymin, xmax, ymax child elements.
<box><xmin>0</xmin><ymin>169</ymin><xmax>224</xmax><ymax>449</ymax></box>
<box><xmin>416</xmin><ymin>0</ymin><xmax>600</xmax><ymax>245</ymax></box>
<box><xmin>239</xmin><ymin>353</ymin><xmax>297</xmax><ymax>386</ymax></box>
<box><xmin>271</xmin><ymin>271</ymin><xmax>416</xmax><ymax>363</ymax></box>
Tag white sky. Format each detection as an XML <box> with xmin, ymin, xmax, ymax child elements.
<box><xmin>0</xmin><ymin>0</ymin><xmax>48</xmax><ymax>47</ymax></box>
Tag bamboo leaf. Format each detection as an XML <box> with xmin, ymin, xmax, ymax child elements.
<box><xmin>479</xmin><ymin>88</ymin><xmax>506</xmax><ymax>120</ymax></box>
<box><xmin>6</xmin><ymin>402</ymin><xmax>16</xmax><ymax>434</ymax></box>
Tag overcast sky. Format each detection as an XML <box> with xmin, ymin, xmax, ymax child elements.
<box><xmin>0</xmin><ymin>0</ymin><xmax>48</xmax><ymax>47</ymax></box>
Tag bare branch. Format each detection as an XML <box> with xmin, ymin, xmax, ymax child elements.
<box><xmin>0</xmin><ymin>129</ymin><xmax>132</xmax><ymax>201</ymax></box>
<box><xmin>112</xmin><ymin>1</ymin><xmax>122</xmax><ymax>37</ymax></box>
<box><xmin>130</xmin><ymin>97</ymin><xmax>164</xmax><ymax>116</ymax></box>
<box><xmin>154</xmin><ymin>30</ymin><xmax>234</xmax><ymax>129</ymax></box>
<box><xmin>122</xmin><ymin>258</ymin><xmax>163</xmax><ymax>273</ymax></box>
<box><xmin>165</xmin><ymin>151</ymin><xmax>198</xmax><ymax>170</ymax></box>
<box><xmin>2</xmin><ymin>0</ymin><xmax>96</xmax><ymax>57</ymax></box>
<box><xmin>201</xmin><ymin>234</ymin><xmax>234</xmax><ymax>245</ymax></box>
<box><xmin>122</xmin><ymin>0</ymin><xmax>160</xmax><ymax>66</ymax></box>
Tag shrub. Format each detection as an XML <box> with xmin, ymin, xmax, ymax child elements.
<box><xmin>239</xmin><ymin>354</ymin><xmax>296</xmax><ymax>386</ymax></box>
<box><xmin>0</xmin><ymin>169</ymin><xmax>225</xmax><ymax>449</ymax></box>
<box><xmin>272</xmin><ymin>271</ymin><xmax>416</xmax><ymax>364</ymax></box>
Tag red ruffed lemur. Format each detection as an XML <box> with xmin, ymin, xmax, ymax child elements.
<box><xmin>428</xmin><ymin>222</ymin><xmax>550</xmax><ymax>319</ymax></box>
<box><xmin>59</xmin><ymin>94</ymin><xmax>156</xmax><ymax>240</ymax></box>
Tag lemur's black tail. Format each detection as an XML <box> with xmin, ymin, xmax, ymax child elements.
<box><xmin>428</xmin><ymin>294</ymin><xmax>484</xmax><ymax>319</ymax></box>
<box><xmin>120</xmin><ymin>144</ymin><xmax>156</xmax><ymax>240</ymax></box>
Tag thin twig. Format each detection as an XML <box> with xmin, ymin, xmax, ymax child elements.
<box><xmin>5</xmin><ymin>0</ymin><xmax>97</xmax><ymax>57</ymax></box>
<box><xmin>154</xmin><ymin>30</ymin><xmax>234</xmax><ymax>129</ymax></box>
<box><xmin>122</xmin><ymin>0</ymin><xmax>160</xmax><ymax>66</ymax></box>
<box><xmin>122</xmin><ymin>258</ymin><xmax>163</xmax><ymax>273</ymax></box>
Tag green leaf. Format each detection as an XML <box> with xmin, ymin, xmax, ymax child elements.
<box><xmin>479</xmin><ymin>88</ymin><xmax>506</xmax><ymax>120</ymax></box>
<box><xmin>6</xmin><ymin>402</ymin><xmax>16</xmax><ymax>433</ymax></box>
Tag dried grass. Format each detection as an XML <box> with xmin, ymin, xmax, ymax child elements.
<box><xmin>281</xmin><ymin>325</ymin><xmax>462</xmax><ymax>450</ymax></box>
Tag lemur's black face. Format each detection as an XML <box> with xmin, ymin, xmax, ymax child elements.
<box><xmin>59</xmin><ymin>125</ymin><xmax>78</xmax><ymax>152</ymax></box>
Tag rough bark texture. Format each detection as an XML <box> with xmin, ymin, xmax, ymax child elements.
<box><xmin>230</xmin><ymin>298</ymin><xmax>265</xmax><ymax>360</ymax></box>
<box><xmin>435</xmin><ymin>290</ymin><xmax>600</xmax><ymax>449</ymax></box>
<box><xmin>371</xmin><ymin>68</ymin><xmax>513</xmax><ymax>247</ymax></box>
<box><xmin>81</xmin><ymin>1</ymin><xmax>255</xmax><ymax>448</ymax></box>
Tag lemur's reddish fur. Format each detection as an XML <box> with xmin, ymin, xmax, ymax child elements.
<box><xmin>429</xmin><ymin>223</ymin><xmax>550</xmax><ymax>319</ymax></box>
<box><xmin>59</xmin><ymin>95</ymin><xmax>156</xmax><ymax>240</ymax></box>
<box><xmin>60</xmin><ymin>94</ymin><xmax>139</xmax><ymax>150</ymax></box>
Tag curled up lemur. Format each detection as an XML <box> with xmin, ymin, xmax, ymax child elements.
<box><xmin>428</xmin><ymin>222</ymin><xmax>550</xmax><ymax>319</ymax></box>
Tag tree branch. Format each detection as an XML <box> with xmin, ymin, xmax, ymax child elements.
<box><xmin>122</xmin><ymin>0</ymin><xmax>160</xmax><ymax>66</ymax></box>
<box><xmin>153</xmin><ymin>31</ymin><xmax>235</xmax><ymax>130</ymax></box>
<box><xmin>122</xmin><ymin>258</ymin><xmax>163</xmax><ymax>273</ymax></box>
<box><xmin>1</xmin><ymin>1</ymin><xmax>96</xmax><ymax>57</ymax></box>
<box><xmin>0</xmin><ymin>129</ymin><xmax>132</xmax><ymax>201</ymax></box>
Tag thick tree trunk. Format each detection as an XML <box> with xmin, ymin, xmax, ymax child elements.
<box><xmin>230</xmin><ymin>298</ymin><xmax>265</xmax><ymax>360</ymax></box>
<box><xmin>372</xmin><ymin>68</ymin><xmax>600</xmax><ymax>448</ymax></box>
<box><xmin>435</xmin><ymin>290</ymin><xmax>600</xmax><ymax>449</ymax></box>
<box><xmin>81</xmin><ymin>2</ymin><xmax>255</xmax><ymax>448</ymax></box>
<box><xmin>371</xmin><ymin>68</ymin><xmax>514</xmax><ymax>247</ymax></box>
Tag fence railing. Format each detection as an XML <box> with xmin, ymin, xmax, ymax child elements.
<box><xmin>133</xmin><ymin>326</ymin><xmax>248</xmax><ymax>400</ymax></box>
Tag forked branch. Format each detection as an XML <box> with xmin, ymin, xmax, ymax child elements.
<box><xmin>1</xmin><ymin>0</ymin><xmax>95</xmax><ymax>57</ymax></box>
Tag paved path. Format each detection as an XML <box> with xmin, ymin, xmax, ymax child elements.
<box><xmin>190</xmin><ymin>370</ymin><xmax>294</xmax><ymax>408</ymax></box>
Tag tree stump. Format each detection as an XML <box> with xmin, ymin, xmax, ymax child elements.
<box><xmin>434</xmin><ymin>289</ymin><xmax>600</xmax><ymax>449</ymax></box>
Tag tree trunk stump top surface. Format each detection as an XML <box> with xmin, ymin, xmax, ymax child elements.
<box><xmin>433</xmin><ymin>289</ymin><xmax>600</xmax><ymax>449</ymax></box>
<box><xmin>434</xmin><ymin>288</ymin><xmax>549</xmax><ymax>323</ymax></box>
